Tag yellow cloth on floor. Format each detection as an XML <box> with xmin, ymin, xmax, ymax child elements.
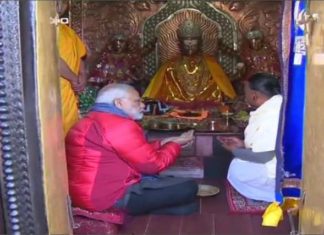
<box><xmin>262</xmin><ymin>202</ymin><xmax>283</xmax><ymax>227</ymax></box>
<box><xmin>58</xmin><ymin>24</ymin><xmax>86</xmax><ymax>136</ymax></box>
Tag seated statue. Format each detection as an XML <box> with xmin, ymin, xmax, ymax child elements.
<box><xmin>143</xmin><ymin>19</ymin><xmax>237</xmax><ymax>108</ymax></box>
<box><xmin>242</xmin><ymin>30</ymin><xmax>281</xmax><ymax>80</ymax></box>
<box><xmin>89</xmin><ymin>34</ymin><xmax>142</xmax><ymax>88</ymax></box>
<box><xmin>82</xmin><ymin>34</ymin><xmax>144</xmax><ymax>114</ymax></box>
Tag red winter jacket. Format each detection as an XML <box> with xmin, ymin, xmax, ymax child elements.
<box><xmin>65</xmin><ymin>112</ymin><xmax>181</xmax><ymax>211</ymax></box>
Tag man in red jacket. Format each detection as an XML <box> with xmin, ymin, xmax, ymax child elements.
<box><xmin>65</xmin><ymin>83</ymin><xmax>198</xmax><ymax>215</ymax></box>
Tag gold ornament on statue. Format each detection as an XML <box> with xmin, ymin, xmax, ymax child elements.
<box><xmin>184</xmin><ymin>64</ymin><xmax>199</xmax><ymax>74</ymax></box>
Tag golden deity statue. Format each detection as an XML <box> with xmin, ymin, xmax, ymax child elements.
<box><xmin>143</xmin><ymin>19</ymin><xmax>237</xmax><ymax>108</ymax></box>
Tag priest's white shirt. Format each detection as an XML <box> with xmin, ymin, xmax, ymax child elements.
<box><xmin>227</xmin><ymin>95</ymin><xmax>283</xmax><ymax>202</ymax></box>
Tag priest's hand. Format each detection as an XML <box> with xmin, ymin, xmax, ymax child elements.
<box><xmin>217</xmin><ymin>136</ymin><xmax>244</xmax><ymax>151</ymax></box>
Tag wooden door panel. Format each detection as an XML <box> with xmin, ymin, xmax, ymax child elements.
<box><xmin>301</xmin><ymin>1</ymin><xmax>324</xmax><ymax>234</ymax></box>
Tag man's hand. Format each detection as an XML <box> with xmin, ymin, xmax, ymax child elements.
<box><xmin>72</xmin><ymin>73</ymin><xmax>86</xmax><ymax>93</ymax></box>
<box><xmin>161</xmin><ymin>130</ymin><xmax>195</xmax><ymax>147</ymax></box>
<box><xmin>70</xmin><ymin>78</ymin><xmax>83</xmax><ymax>93</ymax></box>
<box><xmin>76</xmin><ymin>60</ymin><xmax>87</xmax><ymax>93</ymax></box>
<box><xmin>217</xmin><ymin>136</ymin><xmax>244</xmax><ymax>151</ymax></box>
<box><xmin>178</xmin><ymin>130</ymin><xmax>194</xmax><ymax>148</ymax></box>
<box><xmin>180</xmin><ymin>130</ymin><xmax>194</xmax><ymax>139</ymax></box>
<box><xmin>59</xmin><ymin>58</ymin><xmax>86</xmax><ymax>93</ymax></box>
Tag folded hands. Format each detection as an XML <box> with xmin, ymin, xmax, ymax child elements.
<box><xmin>217</xmin><ymin>136</ymin><xmax>245</xmax><ymax>151</ymax></box>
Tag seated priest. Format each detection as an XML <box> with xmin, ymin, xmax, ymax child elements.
<box><xmin>217</xmin><ymin>73</ymin><xmax>282</xmax><ymax>202</ymax></box>
<box><xmin>143</xmin><ymin>19</ymin><xmax>237</xmax><ymax>108</ymax></box>
<box><xmin>65</xmin><ymin>83</ymin><xmax>199</xmax><ymax>215</ymax></box>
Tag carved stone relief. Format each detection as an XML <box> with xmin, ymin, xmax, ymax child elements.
<box><xmin>213</xmin><ymin>0</ymin><xmax>282</xmax><ymax>51</ymax></box>
<box><xmin>71</xmin><ymin>1</ymin><xmax>165</xmax><ymax>69</ymax></box>
<box><xmin>69</xmin><ymin>0</ymin><xmax>83</xmax><ymax>36</ymax></box>
<box><xmin>70</xmin><ymin>0</ymin><xmax>283</xmax><ymax>83</ymax></box>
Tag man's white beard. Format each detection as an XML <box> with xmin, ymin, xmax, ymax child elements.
<box><xmin>126</xmin><ymin>108</ymin><xmax>144</xmax><ymax>120</ymax></box>
<box><xmin>133</xmin><ymin>112</ymin><xmax>144</xmax><ymax>120</ymax></box>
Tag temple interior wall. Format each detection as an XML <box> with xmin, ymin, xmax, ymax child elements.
<box><xmin>69</xmin><ymin>0</ymin><xmax>283</xmax><ymax>90</ymax></box>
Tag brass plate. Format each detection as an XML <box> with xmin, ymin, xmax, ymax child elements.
<box><xmin>197</xmin><ymin>184</ymin><xmax>220</xmax><ymax>197</ymax></box>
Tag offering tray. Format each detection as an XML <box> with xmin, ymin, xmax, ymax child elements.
<box><xmin>141</xmin><ymin>116</ymin><xmax>197</xmax><ymax>131</ymax></box>
<box><xmin>194</xmin><ymin>117</ymin><xmax>241</xmax><ymax>133</ymax></box>
<box><xmin>169</xmin><ymin>109</ymin><xmax>208</xmax><ymax>120</ymax></box>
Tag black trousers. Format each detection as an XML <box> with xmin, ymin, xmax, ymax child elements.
<box><xmin>125</xmin><ymin>179</ymin><xmax>198</xmax><ymax>215</ymax></box>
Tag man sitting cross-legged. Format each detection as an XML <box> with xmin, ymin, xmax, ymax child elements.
<box><xmin>65</xmin><ymin>83</ymin><xmax>198</xmax><ymax>215</ymax></box>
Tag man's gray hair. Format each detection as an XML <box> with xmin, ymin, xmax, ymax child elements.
<box><xmin>95</xmin><ymin>83</ymin><xmax>135</xmax><ymax>104</ymax></box>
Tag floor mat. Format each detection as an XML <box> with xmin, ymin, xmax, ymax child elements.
<box><xmin>225</xmin><ymin>180</ymin><xmax>270</xmax><ymax>214</ymax></box>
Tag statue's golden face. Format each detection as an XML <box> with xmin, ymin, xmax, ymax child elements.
<box><xmin>180</xmin><ymin>38</ymin><xmax>200</xmax><ymax>56</ymax></box>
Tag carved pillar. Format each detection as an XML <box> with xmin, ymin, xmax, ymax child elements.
<box><xmin>0</xmin><ymin>1</ymin><xmax>48</xmax><ymax>234</ymax></box>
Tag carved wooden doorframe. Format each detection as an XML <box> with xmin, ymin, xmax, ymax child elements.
<box><xmin>301</xmin><ymin>0</ymin><xmax>324</xmax><ymax>233</ymax></box>
<box><xmin>0</xmin><ymin>1</ymin><xmax>48</xmax><ymax>234</ymax></box>
<box><xmin>0</xmin><ymin>1</ymin><xmax>72</xmax><ymax>234</ymax></box>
